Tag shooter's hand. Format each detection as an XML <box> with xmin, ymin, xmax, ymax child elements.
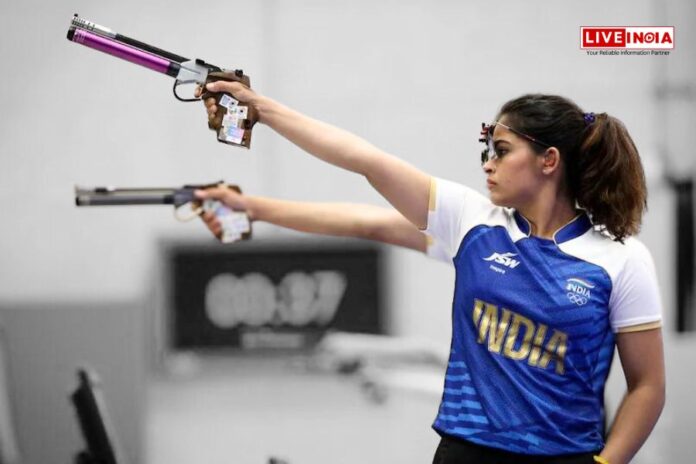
<box><xmin>195</xmin><ymin>185</ymin><xmax>252</xmax><ymax>241</ymax></box>
<box><xmin>195</xmin><ymin>81</ymin><xmax>261</xmax><ymax>125</ymax></box>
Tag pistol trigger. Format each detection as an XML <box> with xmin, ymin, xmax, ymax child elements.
<box><xmin>173</xmin><ymin>80</ymin><xmax>200</xmax><ymax>103</ymax></box>
<box><xmin>173</xmin><ymin>81</ymin><xmax>184</xmax><ymax>101</ymax></box>
<box><xmin>174</xmin><ymin>202</ymin><xmax>202</xmax><ymax>222</ymax></box>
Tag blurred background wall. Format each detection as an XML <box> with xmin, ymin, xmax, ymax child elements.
<box><xmin>0</xmin><ymin>0</ymin><xmax>694</xmax><ymax>463</ymax></box>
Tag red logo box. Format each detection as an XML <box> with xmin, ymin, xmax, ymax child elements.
<box><xmin>580</xmin><ymin>27</ymin><xmax>674</xmax><ymax>50</ymax></box>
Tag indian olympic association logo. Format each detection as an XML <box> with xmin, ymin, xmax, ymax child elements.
<box><xmin>566</xmin><ymin>277</ymin><xmax>595</xmax><ymax>306</ymax></box>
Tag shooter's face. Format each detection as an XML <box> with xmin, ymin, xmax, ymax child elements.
<box><xmin>481</xmin><ymin>117</ymin><xmax>547</xmax><ymax>210</ymax></box>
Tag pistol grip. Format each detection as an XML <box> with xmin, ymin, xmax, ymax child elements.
<box><xmin>202</xmin><ymin>184</ymin><xmax>252</xmax><ymax>243</ymax></box>
<box><xmin>202</xmin><ymin>71</ymin><xmax>258</xmax><ymax>149</ymax></box>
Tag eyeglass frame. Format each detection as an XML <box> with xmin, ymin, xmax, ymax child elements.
<box><xmin>479</xmin><ymin>121</ymin><xmax>553</xmax><ymax>165</ymax></box>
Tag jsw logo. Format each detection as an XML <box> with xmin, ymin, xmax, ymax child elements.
<box><xmin>483</xmin><ymin>252</ymin><xmax>521</xmax><ymax>269</ymax></box>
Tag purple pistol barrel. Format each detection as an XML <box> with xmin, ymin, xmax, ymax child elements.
<box><xmin>69</xmin><ymin>28</ymin><xmax>177</xmax><ymax>77</ymax></box>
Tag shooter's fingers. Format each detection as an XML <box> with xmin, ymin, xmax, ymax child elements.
<box><xmin>203</xmin><ymin>97</ymin><xmax>218</xmax><ymax>120</ymax></box>
<box><xmin>195</xmin><ymin>187</ymin><xmax>247</xmax><ymax>214</ymax></box>
<box><xmin>205</xmin><ymin>81</ymin><xmax>256</xmax><ymax>104</ymax></box>
<box><xmin>196</xmin><ymin>187</ymin><xmax>222</xmax><ymax>201</ymax></box>
<box><xmin>198</xmin><ymin>209</ymin><xmax>222</xmax><ymax>240</ymax></box>
<box><xmin>200</xmin><ymin>210</ymin><xmax>216</xmax><ymax>225</ymax></box>
<box><xmin>195</xmin><ymin>186</ymin><xmax>231</xmax><ymax>202</ymax></box>
<box><xmin>210</xmin><ymin>222</ymin><xmax>223</xmax><ymax>240</ymax></box>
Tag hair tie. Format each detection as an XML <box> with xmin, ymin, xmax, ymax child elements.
<box><xmin>583</xmin><ymin>112</ymin><xmax>596</xmax><ymax>125</ymax></box>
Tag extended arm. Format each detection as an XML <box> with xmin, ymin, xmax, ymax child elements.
<box><xmin>196</xmin><ymin>186</ymin><xmax>428</xmax><ymax>252</ymax></box>
<box><xmin>599</xmin><ymin>328</ymin><xmax>665</xmax><ymax>464</ymax></box>
<box><xmin>202</xmin><ymin>81</ymin><xmax>431</xmax><ymax>229</ymax></box>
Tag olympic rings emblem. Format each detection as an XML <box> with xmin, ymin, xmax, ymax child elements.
<box><xmin>567</xmin><ymin>292</ymin><xmax>588</xmax><ymax>306</ymax></box>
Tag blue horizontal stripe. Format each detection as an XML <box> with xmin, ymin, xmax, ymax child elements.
<box><xmin>444</xmin><ymin>386</ymin><xmax>476</xmax><ymax>395</ymax></box>
<box><xmin>466</xmin><ymin>432</ymin><xmax>548</xmax><ymax>454</ymax></box>
<box><xmin>439</xmin><ymin>413</ymin><xmax>489</xmax><ymax>425</ymax></box>
<box><xmin>435</xmin><ymin>420</ymin><xmax>486</xmax><ymax>437</ymax></box>
<box><xmin>445</xmin><ymin>373</ymin><xmax>471</xmax><ymax>382</ymax></box>
<box><xmin>443</xmin><ymin>400</ymin><xmax>482</xmax><ymax>410</ymax></box>
<box><xmin>448</xmin><ymin>361</ymin><xmax>468</xmax><ymax>368</ymax></box>
<box><xmin>446</xmin><ymin>364</ymin><xmax>470</xmax><ymax>372</ymax></box>
<box><xmin>499</xmin><ymin>430</ymin><xmax>541</xmax><ymax>446</ymax></box>
<box><xmin>450</xmin><ymin>426</ymin><xmax>488</xmax><ymax>435</ymax></box>
<box><xmin>444</xmin><ymin>380</ymin><xmax>472</xmax><ymax>389</ymax></box>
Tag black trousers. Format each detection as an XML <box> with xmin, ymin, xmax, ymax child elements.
<box><xmin>433</xmin><ymin>434</ymin><xmax>598</xmax><ymax>464</ymax></box>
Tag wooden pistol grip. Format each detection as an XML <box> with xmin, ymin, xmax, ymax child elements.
<box><xmin>201</xmin><ymin>71</ymin><xmax>258</xmax><ymax>149</ymax></box>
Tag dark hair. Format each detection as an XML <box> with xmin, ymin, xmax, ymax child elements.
<box><xmin>497</xmin><ymin>94</ymin><xmax>647</xmax><ymax>242</ymax></box>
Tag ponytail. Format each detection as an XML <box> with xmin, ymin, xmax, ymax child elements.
<box><xmin>574</xmin><ymin>113</ymin><xmax>647</xmax><ymax>241</ymax></box>
<box><xmin>498</xmin><ymin>94</ymin><xmax>647</xmax><ymax>242</ymax></box>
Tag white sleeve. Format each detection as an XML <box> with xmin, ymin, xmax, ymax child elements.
<box><xmin>424</xmin><ymin>177</ymin><xmax>493</xmax><ymax>259</ymax></box>
<box><xmin>609</xmin><ymin>240</ymin><xmax>663</xmax><ymax>333</ymax></box>
<box><xmin>425</xmin><ymin>235</ymin><xmax>453</xmax><ymax>264</ymax></box>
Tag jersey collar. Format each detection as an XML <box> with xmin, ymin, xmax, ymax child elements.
<box><xmin>513</xmin><ymin>210</ymin><xmax>593</xmax><ymax>245</ymax></box>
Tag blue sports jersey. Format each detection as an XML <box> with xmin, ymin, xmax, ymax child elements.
<box><xmin>426</xmin><ymin>178</ymin><xmax>662</xmax><ymax>455</ymax></box>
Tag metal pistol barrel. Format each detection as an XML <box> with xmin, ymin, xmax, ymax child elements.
<box><xmin>67</xmin><ymin>14</ymin><xmax>187</xmax><ymax>78</ymax></box>
<box><xmin>74</xmin><ymin>187</ymin><xmax>177</xmax><ymax>206</ymax></box>
<box><xmin>68</xmin><ymin>28</ymin><xmax>180</xmax><ymax>78</ymax></box>
<box><xmin>68</xmin><ymin>14</ymin><xmax>189</xmax><ymax>63</ymax></box>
